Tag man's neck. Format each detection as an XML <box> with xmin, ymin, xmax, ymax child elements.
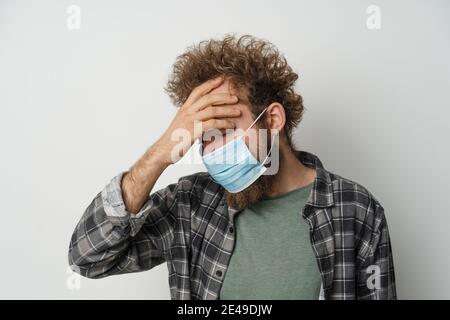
<box><xmin>266</xmin><ymin>145</ymin><xmax>316</xmax><ymax>198</ymax></box>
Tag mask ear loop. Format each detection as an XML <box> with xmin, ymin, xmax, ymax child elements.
<box><xmin>241</xmin><ymin>106</ymin><xmax>269</xmax><ymax>138</ymax></box>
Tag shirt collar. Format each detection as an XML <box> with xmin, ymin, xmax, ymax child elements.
<box><xmin>296</xmin><ymin>150</ymin><xmax>335</xmax><ymax>209</ymax></box>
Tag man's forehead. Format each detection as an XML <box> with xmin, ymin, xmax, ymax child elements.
<box><xmin>209</xmin><ymin>78</ymin><xmax>235</xmax><ymax>94</ymax></box>
<box><xmin>209</xmin><ymin>78</ymin><xmax>249</xmax><ymax>103</ymax></box>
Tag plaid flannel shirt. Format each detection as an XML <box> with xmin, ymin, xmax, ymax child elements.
<box><xmin>68</xmin><ymin>150</ymin><xmax>396</xmax><ymax>300</ymax></box>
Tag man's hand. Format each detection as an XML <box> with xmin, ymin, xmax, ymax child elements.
<box><xmin>155</xmin><ymin>76</ymin><xmax>241</xmax><ymax>165</ymax></box>
<box><xmin>121</xmin><ymin>76</ymin><xmax>241</xmax><ymax>213</ymax></box>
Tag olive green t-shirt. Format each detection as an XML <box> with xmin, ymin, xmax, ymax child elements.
<box><xmin>219</xmin><ymin>182</ymin><xmax>321</xmax><ymax>300</ymax></box>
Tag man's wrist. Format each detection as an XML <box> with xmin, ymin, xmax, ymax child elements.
<box><xmin>145</xmin><ymin>138</ymin><xmax>173</xmax><ymax>169</ymax></box>
<box><xmin>130</xmin><ymin>144</ymin><xmax>170</xmax><ymax>189</ymax></box>
<box><xmin>120</xmin><ymin>140</ymin><xmax>172</xmax><ymax>214</ymax></box>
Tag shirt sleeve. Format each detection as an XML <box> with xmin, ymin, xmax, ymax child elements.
<box><xmin>356</xmin><ymin>202</ymin><xmax>397</xmax><ymax>299</ymax></box>
<box><xmin>68</xmin><ymin>172</ymin><xmax>179</xmax><ymax>279</ymax></box>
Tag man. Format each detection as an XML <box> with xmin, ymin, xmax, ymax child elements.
<box><xmin>68</xmin><ymin>34</ymin><xmax>396</xmax><ymax>300</ymax></box>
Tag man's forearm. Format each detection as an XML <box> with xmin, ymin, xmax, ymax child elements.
<box><xmin>121</xmin><ymin>140</ymin><xmax>171</xmax><ymax>214</ymax></box>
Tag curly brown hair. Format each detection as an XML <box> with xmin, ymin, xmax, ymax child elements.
<box><xmin>164</xmin><ymin>33</ymin><xmax>305</xmax><ymax>147</ymax></box>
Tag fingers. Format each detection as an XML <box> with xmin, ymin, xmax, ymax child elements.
<box><xmin>191</xmin><ymin>93</ymin><xmax>239</xmax><ymax>111</ymax></box>
<box><xmin>202</xmin><ymin>119</ymin><xmax>236</xmax><ymax>132</ymax></box>
<box><xmin>197</xmin><ymin>106</ymin><xmax>241</xmax><ymax>121</ymax></box>
<box><xmin>184</xmin><ymin>76</ymin><xmax>224</xmax><ymax>107</ymax></box>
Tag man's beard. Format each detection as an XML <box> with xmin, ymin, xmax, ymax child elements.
<box><xmin>224</xmin><ymin>129</ymin><xmax>280</xmax><ymax>210</ymax></box>
<box><xmin>224</xmin><ymin>173</ymin><xmax>276</xmax><ymax>210</ymax></box>
<box><xmin>222</xmin><ymin>119</ymin><xmax>283</xmax><ymax>210</ymax></box>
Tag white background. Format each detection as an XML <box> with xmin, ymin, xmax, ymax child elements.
<box><xmin>0</xmin><ymin>0</ymin><xmax>449</xmax><ymax>299</ymax></box>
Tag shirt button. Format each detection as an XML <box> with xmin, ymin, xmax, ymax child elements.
<box><xmin>216</xmin><ymin>270</ymin><xmax>223</xmax><ymax>277</ymax></box>
<box><xmin>229</xmin><ymin>226</ymin><xmax>234</xmax><ymax>233</ymax></box>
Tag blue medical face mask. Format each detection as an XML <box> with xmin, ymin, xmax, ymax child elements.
<box><xmin>201</xmin><ymin>107</ymin><xmax>276</xmax><ymax>193</ymax></box>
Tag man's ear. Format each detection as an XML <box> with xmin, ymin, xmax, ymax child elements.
<box><xmin>265</xmin><ymin>102</ymin><xmax>286</xmax><ymax>132</ymax></box>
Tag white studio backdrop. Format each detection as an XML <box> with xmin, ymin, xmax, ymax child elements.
<box><xmin>0</xmin><ymin>0</ymin><xmax>449</xmax><ymax>299</ymax></box>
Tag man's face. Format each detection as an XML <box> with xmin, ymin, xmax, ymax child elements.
<box><xmin>201</xmin><ymin>78</ymin><xmax>262</xmax><ymax>158</ymax></box>
<box><xmin>200</xmin><ymin>78</ymin><xmax>277</xmax><ymax>210</ymax></box>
